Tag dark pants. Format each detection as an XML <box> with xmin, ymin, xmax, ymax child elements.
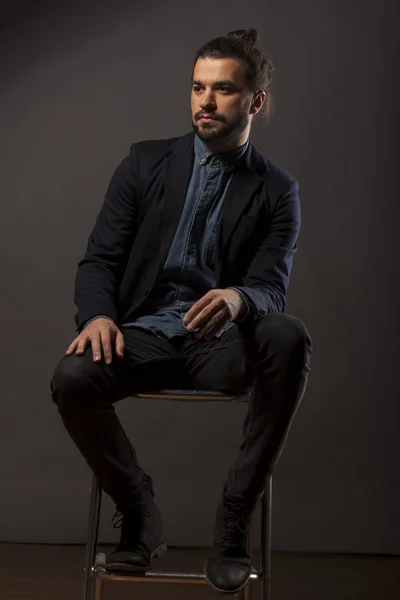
<box><xmin>51</xmin><ymin>314</ymin><xmax>312</xmax><ymax>509</ymax></box>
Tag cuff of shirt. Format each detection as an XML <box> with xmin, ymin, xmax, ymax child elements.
<box><xmin>226</xmin><ymin>286</ymin><xmax>252</xmax><ymax>324</ymax></box>
<box><xmin>83</xmin><ymin>315</ymin><xmax>115</xmax><ymax>329</ymax></box>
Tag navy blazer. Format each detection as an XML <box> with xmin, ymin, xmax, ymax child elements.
<box><xmin>74</xmin><ymin>131</ymin><xmax>300</xmax><ymax>332</ymax></box>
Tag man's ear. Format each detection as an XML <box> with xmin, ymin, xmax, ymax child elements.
<box><xmin>250</xmin><ymin>91</ymin><xmax>266</xmax><ymax>115</ymax></box>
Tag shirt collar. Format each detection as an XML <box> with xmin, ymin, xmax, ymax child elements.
<box><xmin>194</xmin><ymin>134</ymin><xmax>249</xmax><ymax>171</ymax></box>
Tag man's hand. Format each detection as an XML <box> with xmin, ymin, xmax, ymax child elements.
<box><xmin>65</xmin><ymin>318</ymin><xmax>125</xmax><ymax>364</ymax></box>
<box><xmin>183</xmin><ymin>289</ymin><xmax>246</xmax><ymax>340</ymax></box>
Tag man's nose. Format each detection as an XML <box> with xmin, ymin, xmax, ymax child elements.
<box><xmin>199</xmin><ymin>90</ymin><xmax>216</xmax><ymax>109</ymax></box>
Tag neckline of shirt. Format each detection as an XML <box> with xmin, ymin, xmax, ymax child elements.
<box><xmin>194</xmin><ymin>134</ymin><xmax>249</xmax><ymax>171</ymax></box>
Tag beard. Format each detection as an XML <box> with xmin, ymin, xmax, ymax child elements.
<box><xmin>192</xmin><ymin>104</ymin><xmax>251</xmax><ymax>146</ymax></box>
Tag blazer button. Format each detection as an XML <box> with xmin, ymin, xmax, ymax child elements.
<box><xmin>144</xmin><ymin>289</ymin><xmax>149</xmax><ymax>296</ymax></box>
<box><xmin>260</xmin><ymin>309</ymin><xmax>266</xmax><ymax>315</ymax></box>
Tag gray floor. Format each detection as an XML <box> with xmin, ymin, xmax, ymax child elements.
<box><xmin>1</xmin><ymin>543</ymin><xmax>399</xmax><ymax>600</ymax></box>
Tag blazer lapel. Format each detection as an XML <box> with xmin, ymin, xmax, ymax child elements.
<box><xmin>158</xmin><ymin>133</ymin><xmax>195</xmax><ymax>272</ymax></box>
<box><xmin>219</xmin><ymin>169</ymin><xmax>263</xmax><ymax>249</ymax></box>
<box><xmin>215</xmin><ymin>148</ymin><xmax>263</xmax><ymax>282</ymax></box>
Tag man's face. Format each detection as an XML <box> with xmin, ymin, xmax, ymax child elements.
<box><xmin>191</xmin><ymin>57</ymin><xmax>255</xmax><ymax>148</ymax></box>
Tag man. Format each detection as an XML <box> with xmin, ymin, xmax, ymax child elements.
<box><xmin>51</xmin><ymin>28</ymin><xmax>312</xmax><ymax>595</ymax></box>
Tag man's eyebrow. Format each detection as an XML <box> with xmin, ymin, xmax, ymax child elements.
<box><xmin>191</xmin><ymin>79</ymin><xmax>238</xmax><ymax>88</ymax></box>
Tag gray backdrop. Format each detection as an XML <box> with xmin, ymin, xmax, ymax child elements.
<box><xmin>1</xmin><ymin>0</ymin><xmax>399</xmax><ymax>553</ymax></box>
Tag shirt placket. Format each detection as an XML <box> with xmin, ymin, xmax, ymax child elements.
<box><xmin>181</xmin><ymin>163</ymin><xmax>212</xmax><ymax>279</ymax></box>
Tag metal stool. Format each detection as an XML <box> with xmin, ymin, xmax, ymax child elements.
<box><xmin>81</xmin><ymin>389</ymin><xmax>272</xmax><ymax>600</ymax></box>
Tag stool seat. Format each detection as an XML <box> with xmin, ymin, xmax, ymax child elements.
<box><xmin>81</xmin><ymin>389</ymin><xmax>272</xmax><ymax>600</ymax></box>
<box><xmin>136</xmin><ymin>388</ymin><xmax>252</xmax><ymax>401</ymax></box>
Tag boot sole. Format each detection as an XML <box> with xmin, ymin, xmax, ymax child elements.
<box><xmin>105</xmin><ymin>542</ymin><xmax>168</xmax><ymax>572</ymax></box>
<box><xmin>203</xmin><ymin>559</ymin><xmax>251</xmax><ymax>594</ymax></box>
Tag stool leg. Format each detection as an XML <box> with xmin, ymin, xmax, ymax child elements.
<box><xmin>260</xmin><ymin>477</ymin><xmax>272</xmax><ymax>600</ymax></box>
<box><xmin>93</xmin><ymin>576</ymin><xmax>104</xmax><ymax>600</ymax></box>
<box><xmin>242</xmin><ymin>519</ymin><xmax>254</xmax><ymax>600</ymax></box>
<box><xmin>243</xmin><ymin>582</ymin><xmax>252</xmax><ymax>600</ymax></box>
<box><xmin>232</xmin><ymin>516</ymin><xmax>255</xmax><ymax>600</ymax></box>
<box><xmin>81</xmin><ymin>475</ymin><xmax>102</xmax><ymax>600</ymax></box>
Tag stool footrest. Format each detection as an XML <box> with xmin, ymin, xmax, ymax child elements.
<box><xmin>93</xmin><ymin>558</ymin><xmax>259</xmax><ymax>585</ymax></box>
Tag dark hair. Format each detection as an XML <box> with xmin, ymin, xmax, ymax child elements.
<box><xmin>193</xmin><ymin>28</ymin><xmax>274</xmax><ymax>119</ymax></box>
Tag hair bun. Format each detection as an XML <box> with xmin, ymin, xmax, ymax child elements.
<box><xmin>227</xmin><ymin>28</ymin><xmax>258</xmax><ymax>46</ymax></box>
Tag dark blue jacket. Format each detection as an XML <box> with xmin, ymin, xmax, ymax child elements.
<box><xmin>74</xmin><ymin>131</ymin><xmax>300</xmax><ymax>332</ymax></box>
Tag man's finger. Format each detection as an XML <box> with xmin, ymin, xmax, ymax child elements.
<box><xmin>204</xmin><ymin>317</ymin><xmax>230</xmax><ymax>340</ymax></box>
<box><xmin>100</xmin><ymin>330</ymin><xmax>113</xmax><ymax>365</ymax></box>
<box><xmin>75</xmin><ymin>334</ymin><xmax>90</xmax><ymax>356</ymax></box>
<box><xmin>197</xmin><ymin>309</ymin><xmax>227</xmax><ymax>338</ymax></box>
<box><xmin>186</xmin><ymin>300</ymin><xmax>221</xmax><ymax>332</ymax></box>
<box><xmin>190</xmin><ymin>301</ymin><xmax>226</xmax><ymax>334</ymax></box>
<box><xmin>89</xmin><ymin>332</ymin><xmax>102</xmax><ymax>362</ymax></box>
<box><xmin>184</xmin><ymin>291</ymin><xmax>215</xmax><ymax>326</ymax></box>
<box><xmin>65</xmin><ymin>337</ymin><xmax>79</xmax><ymax>355</ymax></box>
<box><xmin>115</xmin><ymin>331</ymin><xmax>125</xmax><ymax>359</ymax></box>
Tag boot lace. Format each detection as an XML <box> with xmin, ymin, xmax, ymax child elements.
<box><xmin>111</xmin><ymin>508</ymin><xmax>152</xmax><ymax>551</ymax></box>
<box><xmin>217</xmin><ymin>500</ymin><xmax>251</xmax><ymax>549</ymax></box>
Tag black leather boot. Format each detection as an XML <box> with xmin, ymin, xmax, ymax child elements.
<box><xmin>105</xmin><ymin>489</ymin><xmax>167</xmax><ymax>572</ymax></box>
<box><xmin>204</xmin><ymin>495</ymin><xmax>254</xmax><ymax>594</ymax></box>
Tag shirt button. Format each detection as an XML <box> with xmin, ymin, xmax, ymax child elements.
<box><xmin>207</xmin><ymin>185</ymin><xmax>212</xmax><ymax>190</ymax></box>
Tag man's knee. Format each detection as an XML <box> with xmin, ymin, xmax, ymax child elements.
<box><xmin>50</xmin><ymin>353</ymin><xmax>97</xmax><ymax>411</ymax></box>
<box><xmin>255</xmin><ymin>313</ymin><xmax>313</xmax><ymax>356</ymax></box>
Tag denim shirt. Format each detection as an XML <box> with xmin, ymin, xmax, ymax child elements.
<box><xmin>88</xmin><ymin>135</ymin><xmax>251</xmax><ymax>339</ymax></box>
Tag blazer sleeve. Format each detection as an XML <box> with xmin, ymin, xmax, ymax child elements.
<box><xmin>74</xmin><ymin>144</ymin><xmax>140</xmax><ymax>331</ymax></box>
<box><xmin>232</xmin><ymin>179</ymin><xmax>301</xmax><ymax>323</ymax></box>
